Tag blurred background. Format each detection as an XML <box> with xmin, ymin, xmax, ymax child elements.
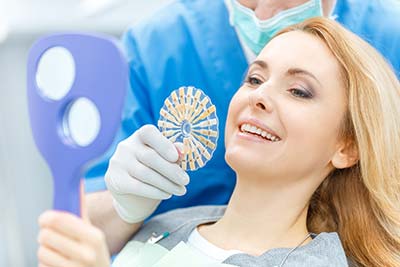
<box><xmin>0</xmin><ymin>0</ymin><xmax>170</xmax><ymax>266</ymax></box>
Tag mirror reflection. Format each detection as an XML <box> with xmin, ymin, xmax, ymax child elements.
<box><xmin>36</xmin><ymin>46</ymin><xmax>75</xmax><ymax>101</ymax></box>
<box><xmin>63</xmin><ymin>97</ymin><xmax>101</xmax><ymax>147</ymax></box>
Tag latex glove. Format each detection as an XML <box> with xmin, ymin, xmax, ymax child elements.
<box><xmin>105</xmin><ymin>124</ymin><xmax>189</xmax><ymax>223</ymax></box>
<box><xmin>37</xmin><ymin>184</ymin><xmax>110</xmax><ymax>267</ymax></box>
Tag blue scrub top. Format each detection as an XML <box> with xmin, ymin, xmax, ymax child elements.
<box><xmin>85</xmin><ymin>0</ymin><xmax>400</xmax><ymax>217</ymax></box>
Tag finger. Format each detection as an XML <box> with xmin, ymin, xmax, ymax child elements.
<box><xmin>174</xmin><ymin>142</ymin><xmax>184</xmax><ymax>161</ymax></box>
<box><xmin>136</xmin><ymin>145</ymin><xmax>190</xmax><ymax>186</ymax></box>
<box><xmin>69</xmin><ymin>244</ymin><xmax>99</xmax><ymax>267</ymax></box>
<box><xmin>38</xmin><ymin>228</ymin><xmax>84</xmax><ymax>261</ymax></box>
<box><xmin>38</xmin><ymin>211</ymin><xmax>99</xmax><ymax>244</ymax></box>
<box><xmin>136</xmin><ymin>125</ymin><xmax>179</xmax><ymax>162</ymax></box>
<box><xmin>38</xmin><ymin>245</ymin><xmax>83</xmax><ymax>267</ymax></box>
<box><xmin>128</xmin><ymin>162</ymin><xmax>186</xmax><ymax>196</ymax></box>
<box><xmin>80</xmin><ymin>180</ymin><xmax>90</xmax><ymax>223</ymax></box>
<box><xmin>106</xmin><ymin>166</ymin><xmax>172</xmax><ymax>199</ymax></box>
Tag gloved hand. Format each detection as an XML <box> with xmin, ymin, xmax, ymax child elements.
<box><xmin>105</xmin><ymin>124</ymin><xmax>189</xmax><ymax>223</ymax></box>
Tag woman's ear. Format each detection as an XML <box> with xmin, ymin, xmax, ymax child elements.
<box><xmin>331</xmin><ymin>140</ymin><xmax>359</xmax><ymax>169</ymax></box>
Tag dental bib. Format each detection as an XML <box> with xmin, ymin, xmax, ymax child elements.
<box><xmin>112</xmin><ymin>241</ymin><xmax>168</xmax><ymax>267</ymax></box>
<box><xmin>113</xmin><ymin>241</ymin><xmax>237</xmax><ymax>267</ymax></box>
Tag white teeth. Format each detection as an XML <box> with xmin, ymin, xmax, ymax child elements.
<box><xmin>239</xmin><ymin>123</ymin><xmax>280</xmax><ymax>142</ymax></box>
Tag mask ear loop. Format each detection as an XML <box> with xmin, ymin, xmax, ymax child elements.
<box><xmin>158</xmin><ymin>86</ymin><xmax>219</xmax><ymax>171</ymax></box>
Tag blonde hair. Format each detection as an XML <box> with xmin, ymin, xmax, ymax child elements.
<box><xmin>277</xmin><ymin>17</ymin><xmax>400</xmax><ymax>266</ymax></box>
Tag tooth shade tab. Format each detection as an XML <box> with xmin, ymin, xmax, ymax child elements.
<box><xmin>158</xmin><ymin>86</ymin><xmax>219</xmax><ymax>171</ymax></box>
<box><xmin>240</xmin><ymin>123</ymin><xmax>280</xmax><ymax>141</ymax></box>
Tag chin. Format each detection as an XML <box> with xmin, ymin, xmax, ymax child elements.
<box><xmin>225</xmin><ymin>146</ymin><xmax>240</xmax><ymax>170</ymax></box>
<box><xmin>225</xmin><ymin>146</ymin><xmax>261</xmax><ymax>174</ymax></box>
<box><xmin>225</xmin><ymin>145</ymin><xmax>289</xmax><ymax>181</ymax></box>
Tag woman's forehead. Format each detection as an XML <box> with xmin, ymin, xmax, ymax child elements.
<box><xmin>257</xmin><ymin>31</ymin><xmax>341</xmax><ymax>77</ymax></box>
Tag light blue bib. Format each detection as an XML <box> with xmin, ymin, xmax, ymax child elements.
<box><xmin>113</xmin><ymin>240</ymin><xmax>238</xmax><ymax>267</ymax></box>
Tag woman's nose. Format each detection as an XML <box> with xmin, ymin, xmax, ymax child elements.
<box><xmin>248</xmin><ymin>87</ymin><xmax>273</xmax><ymax>113</ymax></box>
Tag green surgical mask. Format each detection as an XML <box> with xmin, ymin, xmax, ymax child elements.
<box><xmin>231</xmin><ymin>0</ymin><xmax>323</xmax><ymax>55</ymax></box>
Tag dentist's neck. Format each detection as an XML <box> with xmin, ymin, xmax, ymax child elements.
<box><xmin>322</xmin><ymin>0</ymin><xmax>337</xmax><ymax>17</ymax></box>
<box><xmin>200</xmin><ymin>174</ymin><xmax>316</xmax><ymax>255</ymax></box>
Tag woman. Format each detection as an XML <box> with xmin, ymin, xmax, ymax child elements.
<box><xmin>37</xmin><ymin>17</ymin><xmax>400</xmax><ymax>267</ymax></box>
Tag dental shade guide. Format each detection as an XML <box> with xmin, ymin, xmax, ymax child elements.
<box><xmin>158</xmin><ymin>86</ymin><xmax>218</xmax><ymax>171</ymax></box>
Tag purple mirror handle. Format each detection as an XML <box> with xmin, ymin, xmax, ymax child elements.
<box><xmin>51</xmin><ymin>164</ymin><xmax>82</xmax><ymax>216</ymax></box>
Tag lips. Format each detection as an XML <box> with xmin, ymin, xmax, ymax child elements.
<box><xmin>239</xmin><ymin>123</ymin><xmax>281</xmax><ymax>142</ymax></box>
<box><xmin>237</xmin><ymin>117</ymin><xmax>281</xmax><ymax>142</ymax></box>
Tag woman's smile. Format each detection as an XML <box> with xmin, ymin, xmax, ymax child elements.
<box><xmin>237</xmin><ymin>117</ymin><xmax>282</xmax><ymax>143</ymax></box>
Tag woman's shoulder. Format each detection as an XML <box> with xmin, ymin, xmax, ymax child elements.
<box><xmin>281</xmin><ymin>232</ymin><xmax>349</xmax><ymax>266</ymax></box>
<box><xmin>223</xmin><ymin>232</ymin><xmax>348</xmax><ymax>267</ymax></box>
<box><xmin>299</xmin><ymin>232</ymin><xmax>348</xmax><ymax>265</ymax></box>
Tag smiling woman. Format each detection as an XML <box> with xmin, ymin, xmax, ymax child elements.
<box><xmin>275</xmin><ymin>18</ymin><xmax>400</xmax><ymax>266</ymax></box>
<box><xmin>37</xmin><ymin>17</ymin><xmax>400</xmax><ymax>267</ymax></box>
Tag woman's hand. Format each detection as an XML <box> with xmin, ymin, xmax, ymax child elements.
<box><xmin>37</xmin><ymin>210</ymin><xmax>111</xmax><ymax>267</ymax></box>
<box><xmin>37</xmin><ymin>183</ymin><xmax>110</xmax><ymax>267</ymax></box>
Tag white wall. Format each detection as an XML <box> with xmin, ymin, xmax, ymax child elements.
<box><xmin>0</xmin><ymin>1</ymin><xmax>170</xmax><ymax>266</ymax></box>
<box><xmin>0</xmin><ymin>33</ymin><xmax>53</xmax><ymax>267</ymax></box>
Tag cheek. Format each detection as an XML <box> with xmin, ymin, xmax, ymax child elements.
<box><xmin>284</xmin><ymin>106</ymin><xmax>343</xmax><ymax>158</ymax></box>
<box><xmin>225</xmin><ymin>92</ymin><xmax>245</xmax><ymax>144</ymax></box>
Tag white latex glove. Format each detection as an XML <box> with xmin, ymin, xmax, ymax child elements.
<box><xmin>105</xmin><ymin>124</ymin><xmax>189</xmax><ymax>223</ymax></box>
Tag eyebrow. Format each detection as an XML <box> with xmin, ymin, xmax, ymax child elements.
<box><xmin>248</xmin><ymin>60</ymin><xmax>322</xmax><ymax>86</ymax></box>
<box><xmin>287</xmin><ymin>68</ymin><xmax>322</xmax><ymax>86</ymax></box>
<box><xmin>249</xmin><ymin>60</ymin><xmax>268</xmax><ymax>70</ymax></box>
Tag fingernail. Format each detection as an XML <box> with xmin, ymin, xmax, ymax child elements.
<box><xmin>174</xmin><ymin>187</ymin><xmax>186</xmax><ymax>196</ymax></box>
<box><xmin>179</xmin><ymin>173</ymin><xmax>190</xmax><ymax>185</ymax></box>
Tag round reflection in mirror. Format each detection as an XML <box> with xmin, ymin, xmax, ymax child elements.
<box><xmin>36</xmin><ymin>46</ymin><xmax>75</xmax><ymax>100</ymax></box>
<box><xmin>63</xmin><ymin>98</ymin><xmax>101</xmax><ymax>147</ymax></box>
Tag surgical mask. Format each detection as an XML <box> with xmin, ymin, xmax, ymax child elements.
<box><xmin>230</xmin><ymin>0</ymin><xmax>323</xmax><ymax>55</ymax></box>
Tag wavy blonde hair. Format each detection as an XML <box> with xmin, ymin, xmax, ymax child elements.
<box><xmin>276</xmin><ymin>17</ymin><xmax>400</xmax><ymax>266</ymax></box>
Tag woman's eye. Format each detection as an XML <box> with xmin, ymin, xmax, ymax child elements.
<box><xmin>245</xmin><ymin>76</ymin><xmax>263</xmax><ymax>86</ymax></box>
<box><xmin>288</xmin><ymin>88</ymin><xmax>313</xmax><ymax>99</ymax></box>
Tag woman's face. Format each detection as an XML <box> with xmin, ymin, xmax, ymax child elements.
<box><xmin>225</xmin><ymin>30</ymin><xmax>347</xmax><ymax>184</ymax></box>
